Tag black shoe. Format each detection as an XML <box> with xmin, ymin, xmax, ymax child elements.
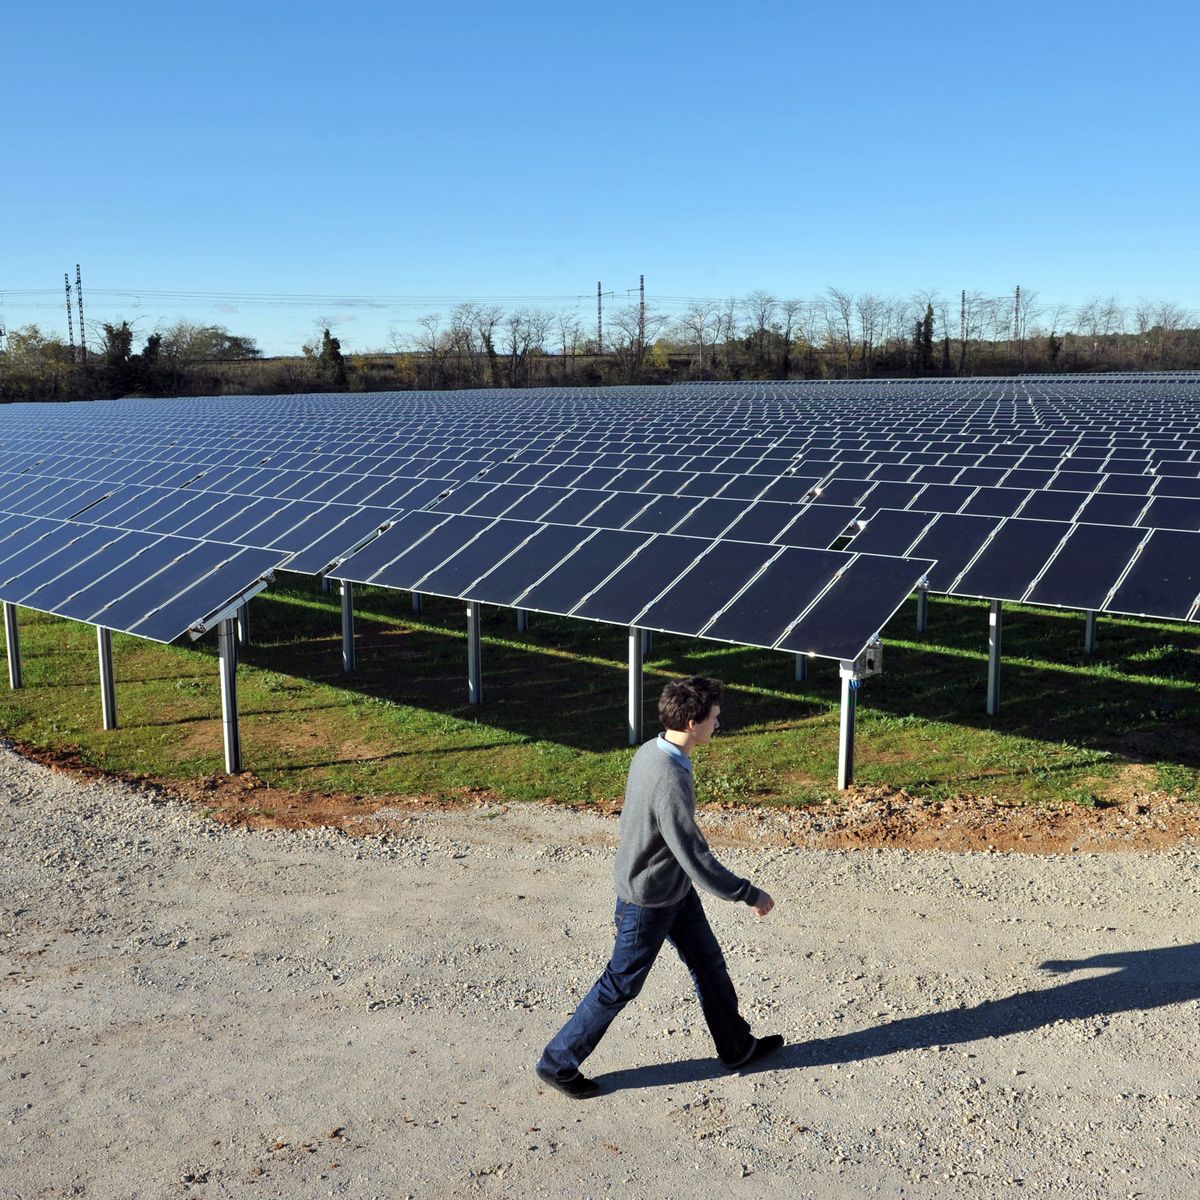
<box><xmin>535</xmin><ymin>1066</ymin><xmax>601</xmax><ymax>1099</ymax></box>
<box><xmin>723</xmin><ymin>1034</ymin><xmax>785</xmax><ymax>1073</ymax></box>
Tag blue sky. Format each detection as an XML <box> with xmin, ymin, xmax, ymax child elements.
<box><xmin>3</xmin><ymin>1</ymin><xmax>1198</xmax><ymax>355</ymax></box>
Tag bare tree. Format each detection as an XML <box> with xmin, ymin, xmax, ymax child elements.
<box><xmin>412</xmin><ymin>312</ymin><xmax>448</xmax><ymax>387</ymax></box>
<box><xmin>502</xmin><ymin>309</ymin><xmax>552</xmax><ymax>387</ymax></box>
<box><xmin>825</xmin><ymin>288</ymin><xmax>855</xmax><ymax>376</ymax></box>
<box><xmin>608</xmin><ymin>304</ymin><xmax>670</xmax><ymax>380</ymax></box>
<box><xmin>741</xmin><ymin>290</ymin><xmax>779</xmax><ymax>372</ymax></box>
<box><xmin>778</xmin><ymin>298</ymin><xmax>804</xmax><ymax>379</ymax></box>
<box><xmin>855</xmin><ymin>292</ymin><xmax>885</xmax><ymax>376</ymax></box>
<box><xmin>677</xmin><ymin>300</ymin><xmax>720</xmax><ymax>375</ymax></box>
<box><xmin>714</xmin><ymin>298</ymin><xmax>739</xmax><ymax>374</ymax></box>
<box><xmin>554</xmin><ymin>309</ymin><xmax>586</xmax><ymax>378</ymax></box>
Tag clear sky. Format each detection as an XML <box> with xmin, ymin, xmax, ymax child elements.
<box><xmin>3</xmin><ymin>0</ymin><xmax>1198</xmax><ymax>356</ymax></box>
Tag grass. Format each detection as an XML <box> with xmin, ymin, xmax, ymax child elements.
<box><xmin>2</xmin><ymin>578</ymin><xmax>1198</xmax><ymax>808</ymax></box>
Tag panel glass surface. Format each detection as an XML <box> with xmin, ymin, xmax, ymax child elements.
<box><xmin>909</xmin><ymin>484</ymin><xmax>967</xmax><ymax>514</ymax></box>
<box><xmin>1016</xmin><ymin>490</ymin><xmax>1083</xmax><ymax>521</ymax></box>
<box><xmin>812</xmin><ymin>478</ymin><xmax>868</xmax><ymax>506</ymax></box>
<box><xmin>701</xmin><ymin>547</ymin><xmax>845</xmax><ymax>647</ymax></box>
<box><xmin>0</xmin><ymin>521</ymin><xmax>87</xmax><ymax>581</ymax></box>
<box><xmin>366</xmin><ymin>514</ymin><xmax>490</xmax><ymax>590</ymax></box>
<box><xmin>908</xmin><ymin>514</ymin><xmax>1002</xmax><ymax>593</ymax></box>
<box><xmin>465</xmin><ymin>523</ymin><xmax>592</xmax><ymax>606</ymax></box>
<box><xmin>16</xmin><ymin>531</ymin><xmax>140</xmax><ymax>611</ymax></box>
<box><xmin>572</xmin><ymin>535</ymin><xmax>705</xmax><ymax>624</ymax></box>
<box><xmin>959</xmin><ymin>487</ymin><xmax>1028</xmax><ymax>517</ymax></box>
<box><xmin>1106</xmin><ymin>530</ymin><xmax>1200</xmax><ymax>620</ymax></box>
<box><xmin>515</xmin><ymin>528</ymin><xmax>649</xmax><ymax>614</ymax></box>
<box><xmin>755</xmin><ymin>477</ymin><xmax>821</xmax><ymax>504</ymax></box>
<box><xmin>88</xmin><ymin>540</ymin><xmax>237</xmax><ymax>631</ymax></box>
<box><xmin>1074</xmin><ymin>492</ymin><xmax>1149</xmax><ymax>526</ymax></box>
<box><xmin>50</xmin><ymin>537</ymin><xmax>185</xmax><ymax>621</ymax></box>
<box><xmin>460</xmin><ymin>483</ymin><xmax>527</xmax><ymax>518</ymax></box>
<box><xmin>952</xmin><ymin>519</ymin><xmax>1071</xmax><ymax>599</ymax></box>
<box><xmin>331</xmin><ymin>511</ymin><xmax>449</xmax><ymax>584</ymax></box>
<box><xmin>276</xmin><ymin>507</ymin><xmax>390</xmax><ymax>572</ymax></box>
<box><xmin>778</xmin><ymin>554</ymin><xmax>933</xmax><ymax>660</ymax></box>
<box><xmin>720</xmin><ymin>502</ymin><xmax>795</xmax><ymax>544</ymax></box>
<box><xmin>848</xmin><ymin>509</ymin><xmax>933</xmax><ymax>556</ymax></box>
<box><xmin>857</xmin><ymin>482</ymin><xmax>924</xmax><ymax>516</ymax></box>
<box><xmin>775</xmin><ymin>504</ymin><xmax>859</xmax><ymax>549</ymax></box>
<box><xmin>1139</xmin><ymin>497</ymin><xmax>1200</xmax><ymax>532</ymax></box>
<box><xmin>622</xmin><ymin>495</ymin><xmax>696</xmax><ymax>534</ymax></box>
<box><xmin>1025</xmin><ymin>524</ymin><xmax>1146</xmax><ymax>610</ymax></box>
<box><xmin>126</xmin><ymin>547</ymin><xmax>282</xmax><ymax>643</ymax></box>
<box><xmin>669</xmin><ymin>497</ymin><xmax>747</xmax><ymax>539</ymax></box>
<box><xmin>4</xmin><ymin>526</ymin><xmax>120</xmax><ymax>600</ymax></box>
<box><xmin>412</xmin><ymin>519</ymin><xmax>536</xmax><ymax>597</ymax></box>
<box><xmin>633</xmin><ymin>541</ymin><xmax>778</xmax><ymax>636</ymax></box>
<box><xmin>582</xmin><ymin>491</ymin><xmax>656</xmax><ymax>529</ymax></box>
<box><xmin>538</xmin><ymin>489</ymin><xmax>608</xmax><ymax>526</ymax></box>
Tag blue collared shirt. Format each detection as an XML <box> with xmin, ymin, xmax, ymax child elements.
<box><xmin>655</xmin><ymin>735</ymin><xmax>693</xmax><ymax>774</ymax></box>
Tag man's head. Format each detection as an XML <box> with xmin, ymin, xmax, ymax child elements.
<box><xmin>659</xmin><ymin>677</ymin><xmax>724</xmax><ymax>743</ymax></box>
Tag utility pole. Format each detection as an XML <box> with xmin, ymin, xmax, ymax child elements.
<box><xmin>596</xmin><ymin>280</ymin><xmax>603</xmax><ymax>352</ymax></box>
<box><xmin>75</xmin><ymin>264</ymin><xmax>87</xmax><ymax>362</ymax></box>
<box><xmin>959</xmin><ymin>288</ymin><xmax>967</xmax><ymax>375</ymax></box>
<box><xmin>1013</xmin><ymin>285</ymin><xmax>1022</xmax><ymax>370</ymax></box>
<box><xmin>639</xmin><ymin>273</ymin><xmax>645</xmax><ymax>368</ymax></box>
<box><xmin>65</xmin><ymin>274</ymin><xmax>76</xmax><ymax>359</ymax></box>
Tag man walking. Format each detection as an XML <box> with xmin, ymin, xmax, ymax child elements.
<box><xmin>536</xmin><ymin>676</ymin><xmax>782</xmax><ymax>1099</ymax></box>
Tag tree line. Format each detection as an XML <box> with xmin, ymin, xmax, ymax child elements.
<box><xmin>3</xmin><ymin>288</ymin><xmax>1199</xmax><ymax>401</ymax></box>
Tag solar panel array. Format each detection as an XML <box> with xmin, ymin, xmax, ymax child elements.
<box><xmin>0</xmin><ymin>375</ymin><xmax>1198</xmax><ymax>653</ymax></box>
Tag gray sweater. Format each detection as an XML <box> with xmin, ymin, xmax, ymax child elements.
<box><xmin>613</xmin><ymin>739</ymin><xmax>761</xmax><ymax>908</ymax></box>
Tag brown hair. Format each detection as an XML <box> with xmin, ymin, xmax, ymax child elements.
<box><xmin>658</xmin><ymin>676</ymin><xmax>724</xmax><ymax>732</ymax></box>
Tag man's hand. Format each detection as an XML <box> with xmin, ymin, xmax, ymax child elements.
<box><xmin>751</xmin><ymin>890</ymin><xmax>775</xmax><ymax>919</ymax></box>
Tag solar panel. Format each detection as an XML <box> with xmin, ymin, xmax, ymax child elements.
<box><xmin>1025</xmin><ymin>523</ymin><xmax>1147</xmax><ymax>611</ymax></box>
<box><xmin>699</xmin><ymin>546</ymin><xmax>847</xmax><ymax>647</ymax></box>
<box><xmin>907</xmin><ymin>513</ymin><xmax>1002</xmax><ymax>593</ymax></box>
<box><xmin>631</xmin><ymin>540</ymin><xmax>779</xmax><ymax>636</ymax></box>
<box><xmin>777</xmin><ymin>554</ymin><xmax>935</xmax><ymax>660</ymax></box>
<box><xmin>465</xmin><ymin>523</ymin><xmax>593</xmax><ymax>606</ymax></box>
<box><xmin>572</xmin><ymin>535</ymin><xmax>707</xmax><ymax>625</ymax></box>
<box><xmin>1105</xmin><ymin>529</ymin><xmax>1200</xmax><ymax>621</ymax></box>
<box><xmin>951</xmin><ymin>519</ymin><xmax>1071</xmax><ymax>599</ymax></box>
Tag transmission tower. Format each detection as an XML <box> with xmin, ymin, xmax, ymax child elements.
<box><xmin>76</xmin><ymin>264</ymin><xmax>87</xmax><ymax>362</ymax></box>
<box><xmin>65</xmin><ymin>274</ymin><xmax>76</xmax><ymax>359</ymax></box>
<box><xmin>597</xmin><ymin>280</ymin><xmax>603</xmax><ymax>350</ymax></box>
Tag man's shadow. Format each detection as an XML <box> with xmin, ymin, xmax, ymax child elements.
<box><xmin>598</xmin><ymin>943</ymin><xmax>1200</xmax><ymax>1092</ymax></box>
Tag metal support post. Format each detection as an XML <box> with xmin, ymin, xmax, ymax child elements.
<box><xmin>1084</xmin><ymin>610</ymin><xmax>1097</xmax><ymax>657</ymax></box>
<box><xmin>794</xmin><ymin>653</ymin><xmax>808</xmax><ymax>683</ymax></box>
<box><xmin>641</xmin><ymin>629</ymin><xmax>653</xmax><ymax>655</ymax></box>
<box><xmin>237</xmin><ymin>601</ymin><xmax>251</xmax><ymax>648</ymax></box>
<box><xmin>341</xmin><ymin>582</ymin><xmax>357</xmax><ymax>673</ymax></box>
<box><xmin>218</xmin><ymin>617</ymin><xmax>242</xmax><ymax>774</ymax></box>
<box><xmin>516</xmin><ymin>608</ymin><xmax>529</xmax><ymax>633</ymax></box>
<box><xmin>321</xmin><ymin>576</ymin><xmax>331</xmax><ymax>596</ymax></box>
<box><xmin>837</xmin><ymin>660</ymin><xmax>859</xmax><ymax>790</ymax></box>
<box><xmin>987</xmin><ymin>599</ymin><xmax>1003</xmax><ymax>716</ymax></box>
<box><xmin>628</xmin><ymin>626</ymin><xmax>644</xmax><ymax>745</ymax></box>
<box><xmin>412</xmin><ymin>592</ymin><xmax>423</xmax><ymax>615</ymax></box>
<box><xmin>916</xmin><ymin>587</ymin><xmax>928</xmax><ymax>634</ymax></box>
<box><xmin>97</xmin><ymin>627</ymin><xmax>117</xmax><ymax>730</ymax></box>
<box><xmin>466</xmin><ymin>602</ymin><xmax>483</xmax><ymax>704</ymax></box>
<box><xmin>3</xmin><ymin>602</ymin><xmax>22</xmax><ymax>690</ymax></box>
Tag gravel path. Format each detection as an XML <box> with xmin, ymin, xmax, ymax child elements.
<box><xmin>4</xmin><ymin>743</ymin><xmax>1200</xmax><ymax>1199</ymax></box>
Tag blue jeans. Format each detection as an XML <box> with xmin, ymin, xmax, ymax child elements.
<box><xmin>537</xmin><ymin>886</ymin><xmax>753</xmax><ymax>1081</ymax></box>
